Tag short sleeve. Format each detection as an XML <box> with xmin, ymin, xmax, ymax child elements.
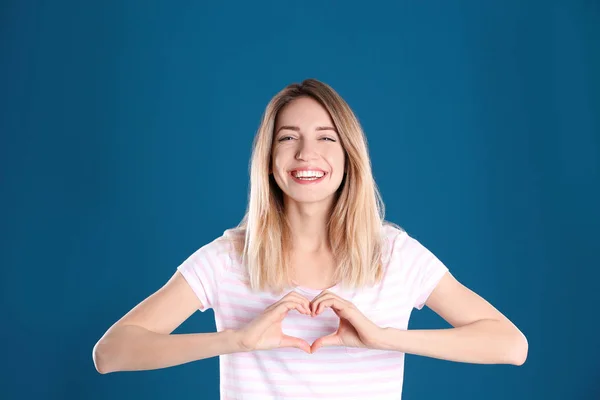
<box><xmin>400</xmin><ymin>233</ymin><xmax>449</xmax><ymax>310</ymax></box>
<box><xmin>176</xmin><ymin>236</ymin><xmax>230</xmax><ymax>312</ymax></box>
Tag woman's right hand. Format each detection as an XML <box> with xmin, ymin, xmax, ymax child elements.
<box><xmin>234</xmin><ymin>291</ymin><xmax>312</xmax><ymax>354</ymax></box>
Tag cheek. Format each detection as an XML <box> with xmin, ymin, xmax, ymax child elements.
<box><xmin>273</xmin><ymin>145</ymin><xmax>299</xmax><ymax>166</ymax></box>
<box><xmin>271</xmin><ymin>154</ymin><xmax>286</xmax><ymax>174</ymax></box>
<box><xmin>329</xmin><ymin>148</ymin><xmax>346</xmax><ymax>172</ymax></box>
<box><xmin>272</xmin><ymin>152</ymin><xmax>292</xmax><ymax>179</ymax></box>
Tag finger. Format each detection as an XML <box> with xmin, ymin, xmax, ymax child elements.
<box><xmin>316</xmin><ymin>298</ymin><xmax>345</xmax><ymax>316</ymax></box>
<box><xmin>292</xmin><ymin>298</ymin><xmax>312</xmax><ymax>315</ymax></box>
<box><xmin>259</xmin><ymin>302</ymin><xmax>303</xmax><ymax>330</ymax></box>
<box><xmin>278</xmin><ymin>292</ymin><xmax>311</xmax><ymax>315</ymax></box>
<box><xmin>280</xmin><ymin>334</ymin><xmax>311</xmax><ymax>354</ymax></box>
<box><xmin>311</xmin><ymin>294</ymin><xmax>346</xmax><ymax>316</ymax></box>
<box><xmin>309</xmin><ymin>292</ymin><xmax>331</xmax><ymax>315</ymax></box>
<box><xmin>286</xmin><ymin>292</ymin><xmax>311</xmax><ymax>315</ymax></box>
<box><xmin>310</xmin><ymin>291</ymin><xmax>345</xmax><ymax>314</ymax></box>
<box><xmin>273</xmin><ymin>301</ymin><xmax>309</xmax><ymax>319</ymax></box>
<box><xmin>311</xmin><ymin>332</ymin><xmax>341</xmax><ymax>353</ymax></box>
<box><xmin>250</xmin><ymin>302</ymin><xmax>300</xmax><ymax>333</ymax></box>
<box><xmin>318</xmin><ymin>300</ymin><xmax>375</xmax><ymax>332</ymax></box>
<box><xmin>271</xmin><ymin>297</ymin><xmax>310</xmax><ymax>316</ymax></box>
<box><xmin>250</xmin><ymin>302</ymin><xmax>303</xmax><ymax>335</ymax></box>
<box><xmin>316</xmin><ymin>298</ymin><xmax>351</xmax><ymax>319</ymax></box>
<box><xmin>309</xmin><ymin>290</ymin><xmax>335</xmax><ymax>305</ymax></box>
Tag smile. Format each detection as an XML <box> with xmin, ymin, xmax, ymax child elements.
<box><xmin>289</xmin><ymin>170</ymin><xmax>327</xmax><ymax>184</ymax></box>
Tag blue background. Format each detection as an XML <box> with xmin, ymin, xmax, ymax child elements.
<box><xmin>1</xmin><ymin>1</ymin><xmax>599</xmax><ymax>399</ymax></box>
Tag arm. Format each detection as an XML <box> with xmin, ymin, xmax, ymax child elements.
<box><xmin>376</xmin><ymin>272</ymin><xmax>528</xmax><ymax>365</ymax></box>
<box><xmin>92</xmin><ymin>271</ymin><xmax>241</xmax><ymax>374</ymax></box>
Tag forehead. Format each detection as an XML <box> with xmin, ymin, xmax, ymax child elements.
<box><xmin>275</xmin><ymin>97</ymin><xmax>334</xmax><ymax>127</ymax></box>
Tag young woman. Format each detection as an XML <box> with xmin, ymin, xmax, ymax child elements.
<box><xmin>93</xmin><ymin>79</ymin><xmax>528</xmax><ymax>399</ymax></box>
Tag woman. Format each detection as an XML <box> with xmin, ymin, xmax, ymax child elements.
<box><xmin>93</xmin><ymin>79</ymin><xmax>528</xmax><ymax>399</ymax></box>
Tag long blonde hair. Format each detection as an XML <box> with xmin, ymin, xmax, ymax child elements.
<box><xmin>225</xmin><ymin>78</ymin><xmax>395</xmax><ymax>293</ymax></box>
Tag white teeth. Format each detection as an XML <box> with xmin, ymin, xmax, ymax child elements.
<box><xmin>292</xmin><ymin>170</ymin><xmax>325</xmax><ymax>178</ymax></box>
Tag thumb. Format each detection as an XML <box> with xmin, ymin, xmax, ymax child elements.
<box><xmin>280</xmin><ymin>334</ymin><xmax>311</xmax><ymax>354</ymax></box>
<box><xmin>311</xmin><ymin>332</ymin><xmax>341</xmax><ymax>353</ymax></box>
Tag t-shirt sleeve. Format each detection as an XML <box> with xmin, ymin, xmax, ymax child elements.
<box><xmin>176</xmin><ymin>237</ymin><xmax>229</xmax><ymax>312</ymax></box>
<box><xmin>401</xmin><ymin>233</ymin><xmax>449</xmax><ymax>310</ymax></box>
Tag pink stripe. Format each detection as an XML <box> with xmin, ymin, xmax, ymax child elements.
<box><xmin>223</xmin><ymin>372</ymin><xmax>401</xmax><ymax>387</ymax></box>
<box><xmin>220</xmin><ymin>302</ymin><xmax>320</xmax><ymax>317</ymax></box>
<box><xmin>193</xmin><ymin>259</ymin><xmax>212</xmax><ymax>291</ymax></box>
<box><xmin>220</xmin><ymin>287</ymin><xmax>274</xmax><ymax>304</ymax></box>
<box><xmin>219</xmin><ymin>302</ymin><xmax>338</xmax><ymax>323</ymax></box>
<box><xmin>223</xmin><ymin>314</ymin><xmax>338</xmax><ymax>330</ymax></box>
<box><xmin>225</xmin><ymin>359</ymin><xmax>403</xmax><ymax>375</ymax></box>
<box><xmin>222</xmin><ymin>315</ymin><xmax>337</xmax><ymax>333</ymax></box>
<box><xmin>221</xmin><ymin>276</ymin><xmax>250</xmax><ymax>288</ymax></box>
<box><xmin>262</xmin><ymin>346</ymin><xmax>344</xmax><ymax>355</ymax></box>
<box><xmin>219</xmin><ymin>305</ymin><xmax>406</xmax><ymax>329</ymax></box>
<box><xmin>219</xmin><ymin>279</ymin><xmax>411</xmax><ymax>315</ymax></box>
<box><xmin>222</xmin><ymin>382</ymin><xmax>401</xmax><ymax>398</ymax></box>
<box><xmin>233</xmin><ymin>351</ymin><xmax>400</xmax><ymax>364</ymax></box>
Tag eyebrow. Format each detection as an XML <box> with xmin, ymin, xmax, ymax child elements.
<box><xmin>275</xmin><ymin>125</ymin><xmax>338</xmax><ymax>134</ymax></box>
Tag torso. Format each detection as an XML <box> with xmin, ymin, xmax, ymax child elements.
<box><xmin>212</xmin><ymin>224</ymin><xmax>413</xmax><ymax>399</ymax></box>
<box><xmin>177</xmin><ymin>224</ymin><xmax>449</xmax><ymax>398</ymax></box>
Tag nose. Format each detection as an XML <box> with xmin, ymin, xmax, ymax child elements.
<box><xmin>295</xmin><ymin>138</ymin><xmax>319</xmax><ymax>161</ymax></box>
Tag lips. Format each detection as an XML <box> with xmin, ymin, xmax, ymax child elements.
<box><xmin>289</xmin><ymin>167</ymin><xmax>327</xmax><ymax>173</ymax></box>
<box><xmin>288</xmin><ymin>170</ymin><xmax>328</xmax><ymax>184</ymax></box>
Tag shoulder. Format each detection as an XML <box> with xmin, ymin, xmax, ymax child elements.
<box><xmin>380</xmin><ymin>222</ymin><xmax>444</xmax><ymax>271</ymax></box>
<box><xmin>183</xmin><ymin>228</ymin><xmax>243</xmax><ymax>272</ymax></box>
<box><xmin>197</xmin><ymin>232</ymin><xmax>233</xmax><ymax>257</ymax></box>
<box><xmin>381</xmin><ymin>221</ymin><xmax>437</xmax><ymax>255</ymax></box>
<box><xmin>381</xmin><ymin>221</ymin><xmax>406</xmax><ymax>241</ymax></box>
<box><xmin>380</xmin><ymin>221</ymin><xmax>408</xmax><ymax>261</ymax></box>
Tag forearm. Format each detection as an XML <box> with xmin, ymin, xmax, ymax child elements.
<box><xmin>376</xmin><ymin>319</ymin><xmax>528</xmax><ymax>365</ymax></box>
<box><xmin>93</xmin><ymin>324</ymin><xmax>240</xmax><ymax>373</ymax></box>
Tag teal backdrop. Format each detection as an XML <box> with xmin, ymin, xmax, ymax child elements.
<box><xmin>1</xmin><ymin>1</ymin><xmax>598</xmax><ymax>399</ymax></box>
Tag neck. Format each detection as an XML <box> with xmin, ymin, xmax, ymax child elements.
<box><xmin>284</xmin><ymin>199</ymin><xmax>332</xmax><ymax>253</ymax></box>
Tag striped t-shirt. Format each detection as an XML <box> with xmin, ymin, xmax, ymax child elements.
<box><xmin>177</xmin><ymin>224</ymin><xmax>449</xmax><ymax>399</ymax></box>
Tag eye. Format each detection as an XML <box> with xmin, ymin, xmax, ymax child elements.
<box><xmin>321</xmin><ymin>137</ymin><xmax>337</xmax><ymax>142</ymax></box>
<box><xmin>278</xmin><ymin>136</ymin><xmax>295</xmax><ymax>142</ymax></box>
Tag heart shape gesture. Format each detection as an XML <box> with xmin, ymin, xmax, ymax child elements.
<box><xmin>234</xmin><ymin>291</ymin><xmax>385</xmax><ymax>354</ymax></box>
<box><xmin>309</xmin><ymin>290</ymin><xmax>384</xmax><ymax>353</ymax></box>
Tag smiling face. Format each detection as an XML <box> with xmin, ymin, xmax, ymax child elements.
<box><xmin>271</xmin><ymin>96</ymin><xmax>346</xmax><ymax>206</ymax></box>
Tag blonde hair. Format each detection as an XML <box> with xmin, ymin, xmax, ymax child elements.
<box><xmin>225</xmin><ymin>78</ymin><xmax>397</xmax><ymax>293</ymax></box>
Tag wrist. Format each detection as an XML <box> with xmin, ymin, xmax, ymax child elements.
<box><xmin>221</xmin><ymin>329</ymin><xmax>248</xmax><ymax>354</ymax></box>
<box><xmin>373</xmin><ymin>327</ymin><xmax>405</xmax><ymax>352</ymax></box>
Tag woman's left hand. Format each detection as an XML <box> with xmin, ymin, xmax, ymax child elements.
<box><xmin>309</xmin><ymin>291</ymin><xmax>385</xmax><ymax>353</ymax></box>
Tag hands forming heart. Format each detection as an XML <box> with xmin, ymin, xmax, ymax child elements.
<box><xmin>234</xmin><ymin>291</ymin><xmax>385</xmax><ymax>354</ymax></box>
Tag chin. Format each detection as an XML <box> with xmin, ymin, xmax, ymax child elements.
<box><xmin>285</xmin><ymin>191</ymin><xmax>337</xmax><ymax>205</ymax></box>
